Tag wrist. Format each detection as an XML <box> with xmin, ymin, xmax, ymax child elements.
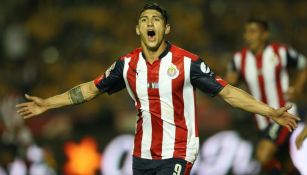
<box><xmin>266</xmin><ymin>107</ymin><xmax>277</xmax><ymax>119</ymax></box>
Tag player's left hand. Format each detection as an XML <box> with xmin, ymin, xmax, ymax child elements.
<box><xmin>270</xmin><ymin>104</ymin><xmax>300</xmax><ymax>132</ymax></box>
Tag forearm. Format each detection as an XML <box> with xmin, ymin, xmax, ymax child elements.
<box><xmin>219</xmin><ymin>85</ymin><xmax>276</xmax><ymax>118</ymax></box>
<box><xmin>45</xmin><ymin>81</ymin><xmax>100</xmax><ymax>110</ymax></box>
<box><xmin>292</xmin><ymin>68</ymin><xmax>307</xmax><ymax>93</ymax></box>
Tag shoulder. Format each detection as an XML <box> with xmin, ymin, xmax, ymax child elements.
<box><xmin>269</xmin><ymin>42</ymin><xmax>287</xmax><ymax>51</ymax></box>
<box><xmin>170</xmin><ymin>44</ymin><xmax>199</xmax><ymax>61</ymax></box>
<box><xmin>234</xmin><ymin>47</ymin><xmax>249</xmax><ymax>57</ymax></box>
<box><xmin>119</xmin><ymin>47</ymin><xmax>142</xmax><ymax>61</ymax></box>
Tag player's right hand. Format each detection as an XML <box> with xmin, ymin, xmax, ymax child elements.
<box><xmin>16</xmin><ymin>94</ymin><xmax>48</xmax><ymax>119</ymax></box>
<box><xmin>270</xmin><ymin>104</ymin><xmax>300</xmax><ymax>132</ymax></box>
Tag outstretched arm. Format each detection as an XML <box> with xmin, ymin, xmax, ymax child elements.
<box><xmin>219</xmin><ymin>84</ymin><xmax>300</xmax><ymax>131</ymax></box>
<box><xmin>16</xmin><ymin>81</ymin><xmax>100</xmax><ymax>119</ymax></box>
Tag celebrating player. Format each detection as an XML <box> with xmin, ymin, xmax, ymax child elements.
<box><xmin>17</xmin><ymin>4</ymin><xmax>300</xmax><ymax>175</ymax></box>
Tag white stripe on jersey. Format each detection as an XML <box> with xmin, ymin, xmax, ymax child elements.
<box><xmin>123</xmin><ymin>57</ymin><xmax>135</xmax><ymax>102</ymax></box>
<box><xmin>183</xmin><ymin>57</ymin><xmax>199</xmax><ymax>163</ymax></box>
<box><xmin>233</xmin><ymin>52</ymin><xmax>242</xmax><ymax>71</ymax></box>
<box><xmin>136</xmin><ymin>53</ymin><xmax>152</xmax><ymax>159</ymax></box>
<box><xmin>244</xmin><ymin>51</ymin><xmax>268</xmax><ymax>130</ymax></box>
<box><xmin>158</xmin><ymin>52</ymin><xmax>176</xmax><ymax>158</ymax></box>
<box><xmin>278</xmin><ymin>47</ymin><xmax>290</xmax><ymax>95</ymax></box>
<box><xmin>263</xmin><ymin>47</ymin><xmax>279</xmax><ymax>109</ymax></box>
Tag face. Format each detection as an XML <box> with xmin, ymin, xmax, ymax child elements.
<box><xmin>244</xmin><ymin>22</ymin><xmax>269</xmax><ymax>51</ymax></box>
<box><xmin>136</xmin><ymin>9</ymin><xmax>170</xmax><ymax>51</ymax></box>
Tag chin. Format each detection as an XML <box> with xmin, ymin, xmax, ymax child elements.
<box><xmin>146</xmin><ymin>43</ymin><xmax>159</xmax><ymax>51</ymax></box>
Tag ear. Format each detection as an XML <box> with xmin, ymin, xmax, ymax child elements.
<box><xmin>136</xmin><ymin>25</ymin><xmax>140</xmax><ymax>35</ymax></box>
<box><xmin>165</xmin><ymin>24</ymin><xmax>170</xmax><ymax>35</ymax></box>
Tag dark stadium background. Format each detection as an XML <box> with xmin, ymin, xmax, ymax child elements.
<box><xmin>0</xmin><ymin>0</ymin><xmax>306</xmax><ymax>174</ymax></box>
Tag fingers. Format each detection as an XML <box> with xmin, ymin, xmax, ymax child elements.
<box><xmin>19</xmin><ymin>110</ymin><xmax>32</xmax><ymax>117</ymax></box>
<box><xmin>25</xmin><ymin>94</ymin><xmax>36</xmax><ymax>101</ymax></box>
<box><xmin>16</xmin><ymin>102</ymin><xmax>32</xmax><ymax>108</ymax></box>
<box><xmin>288</xmin><ymin>119</ymin><xmax>298</xmax><ymax>132</ymax></box>
<box><xmin>282</xmin><ymin>104</ymin><xmax>293</xmax><ymax>112</ymax></box>
<box><xmin>23</xmin><ymin>113</ymin><xmax>35</xmax><ymax>119</ymax></box>
<box><xmin>286</xmin><ymin>126</ymin><xmax>292</xmax><ymax>132</ymax></box>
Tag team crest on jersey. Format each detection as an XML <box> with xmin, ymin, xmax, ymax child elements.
<box><xmin>167</xmin><ymin>64</ymin><xmax>179</xmax><ymax>79</ymax></box>
<box><xmin>271</xmin><ymin>54</ymin><xmax>279</xmax><ymax>65</ymax></box>
<box><xmin>105</xmin><ymin>62</ymin><xmax>116</xmax><ymax>78</ymax></box>
<box><xmin>200</xmin><ymin>62</ymin><xmax>210</xmax><ymax>74</ymax></box>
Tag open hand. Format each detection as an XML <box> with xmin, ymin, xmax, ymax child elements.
<box><xmin>16</xmin><ymin>94</ymin><xmax>48</xmax><ymax>119</ymax></box>
<box><xmin>270</xmin><ymin>105</ymin><xmax>300</xmax><ymax>132</ymax></box>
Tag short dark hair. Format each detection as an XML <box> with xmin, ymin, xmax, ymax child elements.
<box><xmin>247</xmin><ymin>17</ymin><xmax>269</xmax><ymax>31</ymax></box>
<box><xmin>139</xmin><ymin>2</ymin><xmax>168</xmax><ymax>24</ymax></box>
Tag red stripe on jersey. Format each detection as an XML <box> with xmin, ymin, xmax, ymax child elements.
<box><xmin>255</xmin><ymin>53</ymin><xmax>268</xmax><ymax>104</ymax></box>
<box><xmin>255</xmin><ymin>53</ymin><xmax>271</xmax><ymax>124</ymax></box>
<box><xmin>184</xmin><ymin>162</ymin><xmax>193</xmax><ymax>175</ymax></box>
<box><xmin>147</xmin><ymin>61</ymin><xmax>163</xmax><ymax>159</ymax></box>
<box><xmin>272</xmin><ymin>44</ymin><xmax>286</xmax><ymax>107</ymax></box>
<box><xmin>215</xmin><ymin>76</ymin><xmax>228</xmax><ymax>87</ymax></box>
<box><xmin>172</xmin><ymin>57</ymin><xmax>188</xmax><ymax>159</ymax></box>
<box><xmin>94</xmin><ymin>75</ymin><xmax>104</xmax><ymax>86</ymax></box>
<box><xmin>127</xmin><ymin>55</ymin><xmax>143</xmax><ymax>157</ymax></box>
<box><xmin>275</xmin><ymin>127</ymin><xmax>289</xmax><ymax>145</ymax></box>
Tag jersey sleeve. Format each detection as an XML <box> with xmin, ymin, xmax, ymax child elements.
<box><xmin>190</xmin><ymin>58</ymin><xmax>228</xmax><ymax>97</ymax></box>
<box><xmin>286</xmin><ymin>47</ymin><xmax>307</xmax><ymax>70</ymax></box>
<box><xmin>94</xmin><ymin>59</ymin><xmax>126</xmax><ymax>94</ymax></box>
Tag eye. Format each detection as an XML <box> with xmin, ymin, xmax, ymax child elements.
<box><xmin>140</xmin><ymin>18</ymin><xmax>147</xmax><ymax>22</ymax></box>
<box><xmin>154</xmin><ymin>17</ymin><xmax>161</xmax><ymax>22</ymax></box>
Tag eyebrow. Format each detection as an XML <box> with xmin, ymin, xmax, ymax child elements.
<box><xmin>139</xmin><ymin>15</ymin><xmax>163</xmax><ymax>19</ymax></box>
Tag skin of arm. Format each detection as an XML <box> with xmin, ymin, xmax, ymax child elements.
<box><xmin>288</xmin><ymin>68</ymin><xmax>307</xmax><ymax>101</ymax></box>
<box><xmin>219</xmin><ymin>84</ymin><xmax>300</xmax><ymax>131</ymax></box>
<box><xmin>16</xmin><ymin>81</ymin><xmax>100</xmax><ymax>119</ymax></box>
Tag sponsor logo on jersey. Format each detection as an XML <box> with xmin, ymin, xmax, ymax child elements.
<box><xmin>200</xmin><ymin>62</ymin><xmax>210</xmax><ymax>74</ymax></box>
<box><xmin>105</xmin><ymin>62</ymin><xmax>116</xmax><ymax>78</ymax></box>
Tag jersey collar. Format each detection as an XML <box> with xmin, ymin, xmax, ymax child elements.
<box><xmin>141</xmin><ymin>41</ymin><xmax>172</xmax><ymax>60</ymax></box>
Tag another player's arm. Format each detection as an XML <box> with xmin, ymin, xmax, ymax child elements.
<box><xmin>17</xmin><ymin>81</ymin><xmax>100</xmax><ymax>119</ymax></box>
<box><xmin>288</xmin><ymin>67</ymin><xmax>307</xmax><ymax>100</ymax></box>
<box><xmin>225</xmin><ymin>59</ymin><xmax>240</xmax><ymax>85</ymax></box>
<box><xmin>219</xmin><ymin>84</ymin><xmax>300</xmax><ymax>131</ymax></box>
<box><xmin>286</xmin><ymin>49</ymin><xmax>307</xmax><ymax>100</ymax></box>
<box><xmin>296</xmin><ymin>119</ymin><xmax>307</xmax><ymax>149</ymax></box>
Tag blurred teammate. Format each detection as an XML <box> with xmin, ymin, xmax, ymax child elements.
<box><xmin>226</xmin><ymin>17</ymin><xmax>307</xmax><ymax>174</ymax></box>
<box><xmin>17</xmin><ymin>4</ymin><xmax>299</xmax><ymax>175</ymax></box>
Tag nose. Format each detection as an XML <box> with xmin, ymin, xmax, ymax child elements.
<box><xmin>147</xmin><ymin>19</ymin><xmax>154</xmax><ymax>26</ymax></box>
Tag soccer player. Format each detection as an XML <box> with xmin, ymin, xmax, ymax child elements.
<box><xmin>226</xmin><ymin>17</ymin><xmax>307</xmax><ymax>174</ymax></box>
<box><xmin>17</xmin><ymin>4</ymin><xmax>299</xmax><ymax>175</ymax></box>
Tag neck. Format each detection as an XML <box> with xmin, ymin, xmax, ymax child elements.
<box><xmin>141</xmin><ymin>41</ymin><xmax>167</xmax><ymax>64</ymax></box>
<box><xmin>252</xmin><ymin>43</ymin><xmax>266</xmax><ymax>55</ymax></box>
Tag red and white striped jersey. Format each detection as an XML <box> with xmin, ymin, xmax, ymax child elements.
<box><xmin>94</xmin><ymin>42</ymin><xmax>227</xmax><ymax>163</ymax></box>
<box><xmin>229</xmin><ymin>43</ymin><xmax>306</xmax><ymax>130</ymax></box>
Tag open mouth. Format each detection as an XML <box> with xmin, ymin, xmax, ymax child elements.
<box><xmin>147</xmin><ymin>30</ymin><xmax>156</xmax><ymax>40</ymax></box>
